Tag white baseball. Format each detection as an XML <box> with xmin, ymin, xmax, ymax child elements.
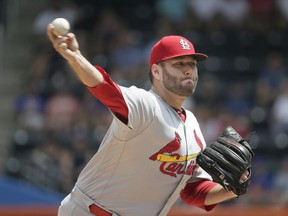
<box><xmin>51</xmin><ymin>18</ymin><xmax>70</xmax><ymax>36</ymax></box>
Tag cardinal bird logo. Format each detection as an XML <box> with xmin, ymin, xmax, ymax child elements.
<box><xmin>149</xmin><ymin>130</ymin><xmax>201</xmax><ymax>177</ymax></box>
<box><xmin>149</xmin><ymin>132</ymin><xmax>181</xmax><ymax>161</ymax></box>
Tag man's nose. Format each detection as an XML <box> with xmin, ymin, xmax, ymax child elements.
<box><xmin>183</xmin><ymin>66</ymin><xmax>193</xmax><ymax>75</ymax></box>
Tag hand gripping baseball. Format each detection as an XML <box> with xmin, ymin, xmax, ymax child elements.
<box><xmin>47</xmin><ymin>24</ymin><xmax>79</xmax><ymax>61</ymax></box>
<box><xmin>196</xmin><ymin>126</ymin><xmax>255</xmax><ymax>196</ymax></box>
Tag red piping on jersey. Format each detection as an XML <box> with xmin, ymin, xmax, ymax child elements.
<box><xmin>86</xmin><ymin>66</ymin><xmax>129</xmax><ymax>124</ymax></box>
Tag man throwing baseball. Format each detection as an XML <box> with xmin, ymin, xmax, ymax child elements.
<box><xmin>47</xmin><ymin>22</ymin><xmax>254</xmax><ymax>216</ymax></box>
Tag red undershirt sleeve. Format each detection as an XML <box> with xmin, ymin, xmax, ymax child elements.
<box><xmin>85</xmin><ymin>66</ymin><xmax>129</xmax><ymax>124</ymax></box>
<box><xmin>180</xmin><ymin>179</ymin><xmax>218</xmax><ymax>211</ymax></box>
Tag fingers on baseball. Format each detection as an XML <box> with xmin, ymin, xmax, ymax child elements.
<box><xmin>47</xmin><ymin>24</ymin><xmax>78</xmax><ymax>52</ymax></box>
<box><xmin>59</xmin><ymin>42</ymin><xmax>68</xmax><ymax>49</ymax></box>
<box><xmin>66</xmin><ymin>33</ymin><xmax>79</xmax><ymax>51</ymax></box>
<box><xmin>47</xmin><ymin>24</ymin><xmax>57</xmax><ymax>41</ymax></box>
<box><xmin>48</xmin><ymin>24</ymin><xmax>64</xmax><ymax>50</ymax></box>
<box><xmin>53</xmin><ymin>36</ymin><xmax>67</xmax><ymax>50</ymax></box>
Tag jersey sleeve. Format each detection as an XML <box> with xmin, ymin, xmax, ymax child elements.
<box><xmin>180</xmin><ymin>179</ymin><xmax>218</xmax><ymax>211</ymax></box>
<box><xmin>86</xmin><ymin>66</ymin><xmax>129</xmax><ymax>124</ymax></box>
<box><xmin>86</xmin><ymin>66</ymin><xmax>155</xmax><ymax>132</ymax></box>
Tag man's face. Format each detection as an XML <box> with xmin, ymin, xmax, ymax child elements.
<box><xmin>160</xmin><ymin>56</ymin><xmax>198</xmax><ymax>97</ymax></box>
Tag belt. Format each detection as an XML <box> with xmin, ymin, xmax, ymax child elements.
<box><xmin>89</xmin><ymin>203</ymin><xmax>112</xmax><ymax>216</ymax></box>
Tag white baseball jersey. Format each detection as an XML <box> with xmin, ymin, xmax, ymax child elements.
<box><xmin>71</xmin><ymin>81</ymin><xmax>212</xmax><ymax>216</ymax></box>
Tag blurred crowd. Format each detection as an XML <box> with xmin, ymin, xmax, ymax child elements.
<box><xmin>4</xmin><ymin>0</ymin><xmax>288</xmax><ymax>208</ymax></box>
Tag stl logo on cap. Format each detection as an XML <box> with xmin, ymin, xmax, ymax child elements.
<box><xmin>180</xmin><ymin>39</ymin><xmax>190</xmax><ymax>50</ymax></box>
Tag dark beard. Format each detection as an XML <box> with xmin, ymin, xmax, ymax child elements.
<box><xmin>162</xmin><ymin>67</ymin><xmax>196</xmax><ymax>96</ymax></box>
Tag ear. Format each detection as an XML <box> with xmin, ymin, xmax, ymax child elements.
<box><xmin>151</xmin><ymin>64</ymin><xmax>161</xmax><ymax>81</ymax></box>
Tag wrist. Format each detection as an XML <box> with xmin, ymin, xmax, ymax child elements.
<box><xmin>204</xmin><ymin>184</ymin><xmax>237</xmax><ymax>206</ymax></box>
<box><xmin>67</xmin><ymin>50</ymin><xmax>82</xmax><ymax>65</ymax></box>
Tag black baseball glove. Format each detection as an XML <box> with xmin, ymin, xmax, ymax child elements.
<box><xmin>196</xmin><ymin>126</ymin><xmax>255</xmax><ymax>196</ymax></box>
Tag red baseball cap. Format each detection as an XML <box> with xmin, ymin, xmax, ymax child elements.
<box><xmin>149</xmin><ymin>35</ymin><xmax>208</xmax><ymax>67</ymax></box>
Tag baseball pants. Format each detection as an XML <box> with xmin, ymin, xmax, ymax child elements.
<box><xmin>58</xmin><ymin>186</ymin><xmax>119</xmax><ymax>216</ymax></box>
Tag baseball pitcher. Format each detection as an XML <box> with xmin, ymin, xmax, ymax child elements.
<box><xmin>47</xmin><ymin>23</ymin><xmax>254</xmax><ymax>216</ymax></box>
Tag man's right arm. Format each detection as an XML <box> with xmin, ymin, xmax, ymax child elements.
<box><xmin>47</xmin><ymin>23</ymin><xmax>130</xmax><ymax>123</ymax></box>
<box><xmin>47</xmin><ymin>24</ymin><xmax>103</xmax><ymax>87</ymax></box>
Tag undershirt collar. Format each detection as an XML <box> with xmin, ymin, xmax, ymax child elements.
<box><xmin>172</xmin><ymin>107</ymin><xmax>186</xmax><ymax>122</ymax></box>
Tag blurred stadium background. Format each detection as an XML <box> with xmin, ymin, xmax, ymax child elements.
<box><xmin>0</xmin><ymin>0</ymin><xmax>288</xmax><ymax>215</ymax></box>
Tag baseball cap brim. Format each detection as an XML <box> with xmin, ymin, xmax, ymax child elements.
<box><xmin>159</xmin><ymin>53</ymin><xmax>208</xmax><ymax>63</ymax></box>
<box><xmin>191</xmin><ymin>53</ymin><xmax>208</xmax><ymax>62</ymax></box>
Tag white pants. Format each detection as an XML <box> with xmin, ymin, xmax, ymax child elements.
<box><xmin>58</xmin><ymin>194</ymin><xmax>95</xmax><ymax>216</ymax></box>
<box><xmin>58</xmin><ymin>186</ymin><xmax>119</xmax><ymax>216</ymax></box>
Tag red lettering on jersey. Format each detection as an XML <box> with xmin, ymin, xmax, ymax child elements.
<box><xmin>160</xmin><ymin>162</ymin><xmax>176</xmax><ymax>177</ymax></box>
<box><xmin>149</xmin><ymin>131</ymin><xmax>200</xmax><ymax>177</ymax></box>
<box><xmin>184</xmin><ymin>160</ymin><xmax>198</xmax><ymax>175</ymax></box>
<box><xmin>159</xmin><ymin>161</ymin><xmax>198</xmax><ymax>177</ymax></box>
<box><xmin>160</xmin><ymin>162</ymin><xmax>185</xmax><ymax>177</ymax></box>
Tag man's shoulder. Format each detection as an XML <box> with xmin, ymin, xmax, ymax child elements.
<box><xmin>120</xmin><ymin>85</ymin><xmax>154</xmax><ymax>97</ymax></box>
